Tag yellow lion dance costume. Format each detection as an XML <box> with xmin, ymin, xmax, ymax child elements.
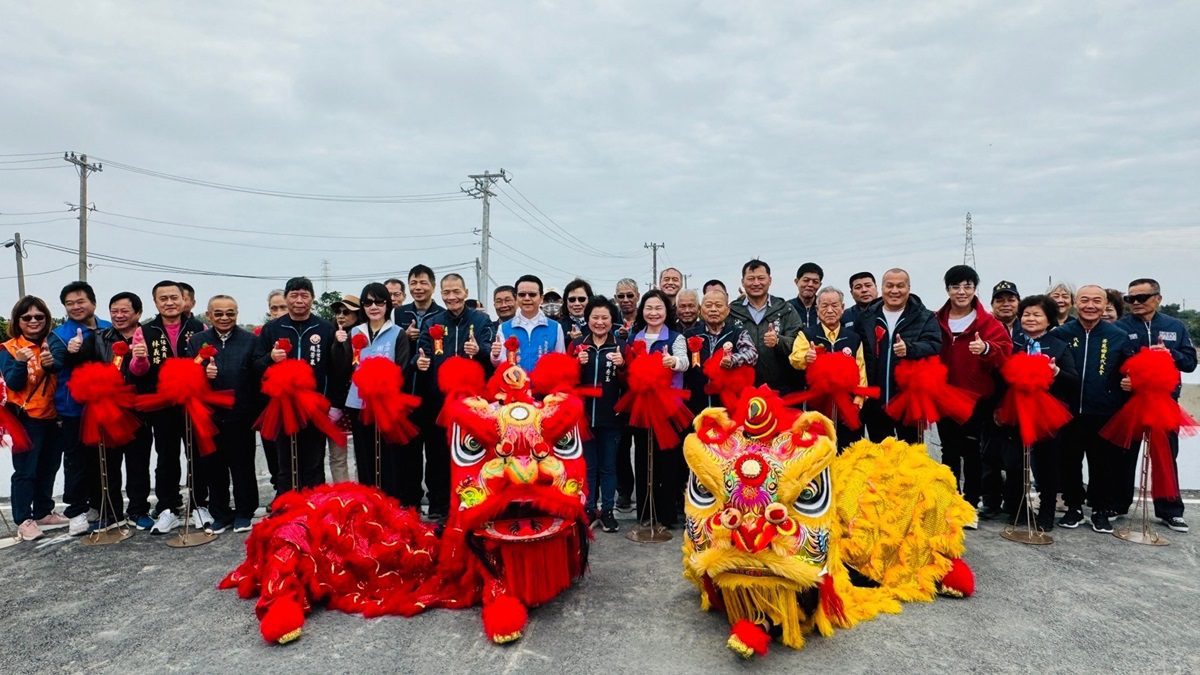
<box><xmin>681</xmin><ymin>389</ymin><xmax>976</xmax><ymax>658</ymax></box>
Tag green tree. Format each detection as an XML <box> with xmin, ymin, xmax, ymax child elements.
<box><xmin>1160</xmin><ymin>303</ymin><xmax>1200</xmax><ymax>344</ymax></box>
<box><xmin>313</xmin><ymin>291</ymin><xmax>342</xmax><ymax>323</ymax></box>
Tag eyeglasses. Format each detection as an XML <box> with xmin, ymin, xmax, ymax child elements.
<box><xmin>948</xmin><ymin>283</ymin><xmax>976</xmax><ymax>292</ymax></box>
<box><xmin>615</xmin><ymin>293</ymin><xmax>636</xmax><ymax>300</ymax></box>
<box><xmin>517</xmin><ymin>292</ymin><xmax>539</xmax><ymax>298</ymax></box>
<box><xmin>210</xmin><ymin>311</ymin><xmax>238</xmax><ymax>319</ymax></box>
<box><xmin>19</xmin><ymin>314</ymin><xmax>46</xmax><ymax>322</ymax></box>
<box><xmin>567</xmin><ymin>296</ymin><xmax>589</xmax><ymax>303</ymax></box>
<box><xmin>1123</xmin><ymin>293</ymin><xmax>1158</xmax><ymax>304</ymax></box>
<box><xmin>335</xmin><ymin>308</ymin><xmax>356</xmax><ymax>316</ymax></box>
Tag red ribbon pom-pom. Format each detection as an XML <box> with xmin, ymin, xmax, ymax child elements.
<box><xmin>686</xmin><ymin>336</ymin><xmax>704</xmax><ymax>352</ymax></box>
<box><xmin>274</xmin><ymin>338</ymin><xmax>293</xmax><ymax>354</ymax></box>
<box><xmin>504</xmin><ymin>336</ymin><xmax>520</xmax><ymax>352</ymax></box>
<box><xmin>614</xmin><ymin>347</ymin><xmax>692</xmax><ymax>447</ymax></box>
<box><xmin>788</xmin><ymin>351</ymin><xmax>878</xmax><ymax>431</ymax></box>
<box><xmin>702</xmin><ymin>351</ymin><xmax>755</xmax><ymax>410</ymax></box>
<box><xmin>136</xmin><ymin>358</ymin><xmax>234</xmax><ymax>456</ymax></box>
<box><xmin>885</xmin><ymin>356</ymin><xmax>976</xmax><ymax>427</ymax></box>
<box><xmin>112</xmin><ymin>341</ymin><xmax>130</xmax><ymax>357</ymax></box>
<box><xmin>256</xmin><ymin>360</ymin><xmax>346</xmax><ymax>446</ymax></box>
<box><xmin>69</xmin><ymin>362</ymin><xmax>141</xmax><ymax>447</ymax></box>
<box><xmin>995</xmin><ymin>352</ymin><xmax>1072</xmax><ymax>446</ymax></box>
<box><xmin>352</xmin><ymin>356</ymin><xmax>422</xmax><ymax>444</ymax></box>
<box><xmin>428</xmin><ymin>324</ymin><xmax>446</xmax><ymax>340</ymax></box>
<box><xmin>351</xmin><ymin>333</ymin><xmax>369</xmax><ymax>350</ymax></box>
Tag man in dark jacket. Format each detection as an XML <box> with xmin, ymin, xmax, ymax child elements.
<box><xmin>684</xmin><ymin>288</ymin><xmax>758</xmax><ymax>413</ymax></box>
<box><xmin>189</xmin><ymin>295</ymin><xmax>259</xmax><ymax>534</ymax></box>
<box><xmin>143</xmin><ymin>280</ymin><xmax>207</xmax><ymax>534</ymax></box>
<box><xmin>855</xmin><ymin>268</ymin><xmax>943</xmax><ymax>443</ymax></box>
<box><xmin>412</xmin><ymin>273</ymin><xmax>493</xmax><ymax>518</ymax></box>
<box><xmin>1116</xmin><ymin>278</ymin><xmax>1196</xmax><ymax>532</ymax></box>
<box><xmin>253</xmin><ymin>276</ymin><xmax>335</xmax><ymax>494</ymax></box>
<box><xmin>1052</xmin><ymin>284</ymin><xmax>1131</xmax><ymax>532</ymax></box>
<box><xmin>843</xmin><ymin>271</ymin><xmax>878</xmax><ymax>326</ymax></box>
<box><xmin>728</xmin><ymin>259</ymin><xmax>803</xmax><ymax>393</ymax></box>
<box><xmin>788</xmin><ymin>262</ymin><xmax>823</xmax><ymax>329</ymax></box>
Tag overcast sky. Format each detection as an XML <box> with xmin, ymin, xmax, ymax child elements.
<box><xmin>2</xmin><ymin>2</ymin><xmax>1198</xmax><ymax>320</ymax></box>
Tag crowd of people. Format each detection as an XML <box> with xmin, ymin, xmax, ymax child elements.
<box><xmin>2</xmin><ymin>259</ymin><xmax>1195</xmax><ymax>543</ymax></box>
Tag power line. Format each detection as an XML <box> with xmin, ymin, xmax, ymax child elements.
<box><xmin>0</xmin><ymin>165</ymin><xmax>70</xmax><ymax>171</ymax></box>
<box><xmin>500</xmin><ymin>181</ymin><xmax>636</xmax><ymax>259</ymax></box>
<box><xmin>488</xmin><ymin>236</ymin><xmax>579</xmax><ymax>279</ymax></box>
<box><xmin>90</xmin><ymin>156</ymin><xmax>472</xmax><ymax>203</ymax></box>
<box><xmin>94</xmin><ymin>208</ymin><xmax>475</xmax><ymax>240</ymax></box>
<box><xmin>0</xmin><ymin>151</ymin><xmax>61</xmax><ymax>157</ymax></box>
<box><xmin>0</xmin><ymin>209</ymin><xmax>71</xmax><ymax>216</ymax></box>
<box><xmin>89</xmin><ymin>219</ymin><xmax>478</xmax><ymax>253</ymax></box>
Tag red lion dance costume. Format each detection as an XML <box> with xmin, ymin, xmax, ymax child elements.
<box><xmin>220</xmin><ymin>355</ymin><xmax>589</xmax><ymax>645</ymax></box>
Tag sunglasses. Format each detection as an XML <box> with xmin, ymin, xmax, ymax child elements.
<box><xmin>517</xmin><ymin>292</ymin><xmax>539</xmax><ymax>298</ymax></box>
<box><xmin>19</xmin><ymin>314</ymin><xmax>46</xmax><ymax>322</ymax></box>
<box><xmin>361</xmin><ymin>299</ymin><xmax>387</xmax><ymax>307</ymax></box>
<box><xmin>1123</xmin><ymin>293</ymin><xmax>1158</xmax><ymax>304</ymax></box>
<box><xmin>335</xmin><ymin>308</ymin><xmax>356</xmax><ymax>315</ymax></box>
<box><xmin>567</xmin><ymin>296</ymin><xmax>589</xmax><ymax>303</ymax></box>
<box><xmin>615</xmin><ymin>293</ymin><xmax>637</xmax><ymax>300</ymax></box>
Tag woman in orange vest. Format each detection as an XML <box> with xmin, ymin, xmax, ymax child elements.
<box><xmin>1</xmin><ymin>296</ymin><xmax>65</xmax><ymax>541</ymax></box>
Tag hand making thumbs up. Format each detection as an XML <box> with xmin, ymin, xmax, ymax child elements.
<box><xmin>416</xmin><ymin>348</ymin><xmax>431</xmax><ymax>371</ymax></box>
<box><xmin>464</xmin><ymin>327</ymin><xmax>479</xmax><ymax>357</ymax></box>
<box><xmin>762</xmin><ymin>322</ymin><xmax>779</xmax><ymax>349</ymax></box>
<box><xmin>892</xmin><ymin>333</ymin><xmax>907</xmax><ymax>358</ymax></box>
<box><xmin>490</xmin><ymin>331</ymin><xmax>503</xmax><ymax>360</ymax></box>
<box><xmin>968</xmin><ymin>331</ymin><xmax>986</xmax><ymax>356</ymax></box>
<box><xmin>68</xmin><ymin>328</ymin><xmax>84</xmax><ymax>354</ymax></box>
<box><xmin>406</xmin><ymin>319</ymin><xmax>419</xmax><ymax>341</ymax></box>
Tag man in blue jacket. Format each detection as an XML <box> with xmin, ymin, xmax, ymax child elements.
<box><xmin>53</xmin><ymin>281</ymin><xmax>112</xmax><ymax>536</ymax></box>
<box><xmin>1052</xmin><ymin>285</ymin><xmax>1130</xmax><ymax>533</ymax></box>
<box><xmin>1116</xmin><ymin>278</ymin><xmax>1196</xmax><ymax>533</ymax></box>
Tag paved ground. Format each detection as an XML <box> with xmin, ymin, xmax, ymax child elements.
<box><xmin>1</xmin><ymin>492</ymin><xmax>1196</xmax><ymax>674</ymax></box>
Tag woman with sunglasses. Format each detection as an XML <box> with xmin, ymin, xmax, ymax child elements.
<box><xmin>558</xmin><ymin>278</ymin><xmax>594</xmax><ymax>343</ymax></box>
<box><xmin>1</xmin><ymin>296</ymin><xmax>66</xmax><ymax>541</ymax></box>
<box><xmin>629</xmin><ymin>289</ymin><xmax>689</xmax><ymax>529</ymax></box>
<box><xmin>326</xmin><ymin>295</ymin><xmax>363</xmax><ymax>483</ymax></box>
<box><xmin>339</xmin><ymin>284</ymin><xmax>409</xmax><ymax>498</ymax></box>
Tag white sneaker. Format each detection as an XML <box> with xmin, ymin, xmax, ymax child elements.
<box><xmin>191</xmin><ymin>507</ymin><xmax>214</xmax><ymax>529</ymax></box>
<box><xmin>68</xmin><ymin>513</ymin><xmax>91</xmax><ymax>536</ymax></box>
<box><xmin>86</xmin><ymin>508</ymin><xmax>100</xmax><ymax>522</ymax></box>
<box><xmin>149</xmin><ymin>511</ymin><xmax>181</xmax><ymax>535</ymax></box>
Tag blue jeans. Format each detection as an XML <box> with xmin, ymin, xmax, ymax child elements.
<box><xmin>584</xmin><ymin>427</ymin><xmax>620</xmax><ymax>513</ymax></box>
<box><xmin>9</xmin><ymin>412</ymin><xmax>61</xmax><ymax>523</ymax></box>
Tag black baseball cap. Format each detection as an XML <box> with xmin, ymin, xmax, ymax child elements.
<box><xmin>991</xmin><ymin>280</ymin><xmax>1019</xmax><ymax>300</ymax></box>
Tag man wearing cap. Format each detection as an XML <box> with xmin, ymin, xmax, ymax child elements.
<box><xmin>990</xmin><ymin>280</ymin><xmax>1022</xmax><ymax>341</ymax></box>
<box><xmin>1115</xmin><ymin>278</ymin><xmax>1196</xmax><ymax>532</ymax></box>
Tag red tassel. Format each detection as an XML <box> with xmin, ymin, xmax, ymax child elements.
<box><xmin>702</xmin><ymin>351</ymin><xmax>756</xmax><ymax>410</ymax></box>
<box><xmin>504</xmin><ymin>335</ymin><xmax>520</xmax><ymax>363</ymax></box>
<box><xmin>492</xmin><ymin>527</ymin><xmax>584</xmax><ymax>607</ymax></box>
<box><xmin>613</xmin><ymin>348</ymin><xmax>692</xmax><ymax>447</ymax></box>
<box><xmin>728</xmin><ymin>619</ymin><xmax>770</xmax><ymax>658</ymax></box>
<box><xmin>481</xmin><ymin>592</ymin><xmax>528</xmax><ymax>644</ymax></box>
<box><xmin>820</xmin><ymin>573</ymin><xmax>847</xmax><ymax>623</ymax></box>
<box><xmin>259</xmin><ymin>596</ymin><xmax>305</xmax><ymax>644</ymax></box>
<box><xmin>255</xmin><ymin>359</ymin><xmax>346</xmax><ymax>446</ymax></box>
<box><xmin>886</xmin><ymin>357</ymin><xmax>977</xmax><ymax>426</ymax></box>
<box><xmin>136</xmin><ymin>358</ymin><xmax>234</xmax><ymax>456</ymax></box>
<box><xmin>938</xmin><ymin>558</ymin><xmax>975</xmax><ymax>598</ymax></box>
<box><xmin>351</xmin><ymin>357</ymin><xmax>422</xmax><ymax>444</ymax></box>
<box><xmin>1100</xmin><ymin>348</ymin><xmax>1197</xmax><ymax>499</ymax></box>
<box><xmin>995</xmin><ymin>353</ymin><xmax>1072</xmax><ymax>446</ymax></box>
<box><xmin>69</xmin><ymin>362</ymin><xmax>141</xmax><ymax>447</ymax></box>
<box><xmin>788</xmin><ymin>351</ymin><xmax>878</xmax><ymax>430</ymax></box>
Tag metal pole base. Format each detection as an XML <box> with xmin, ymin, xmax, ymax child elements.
<box><xmin>1114</xmin><ymin>527</ymin><xmax>1168</xmax><ymax>546</ymax></box>
<box><xmin>0</xmin><ymin>536</ymin><xmax>21</xmax><ymax>551</ymax></box>
<box><xmin>625</xmin><ymin>523</ymin><xmax>672</xmax><ymax>543</ymax></box>
<box><xmin>81</xmin><ymin>526</ymin><xmax>133</xmax><ymax>546</ymax></box>
<box><xmin>166</xmin><ymin>531</ymin><xmax>218</xmax><ymax>548</ymax></box>
<box><xmin>1001</xmin><ymin>527</ymin><xmax>1053</xmax><ymax>545</ymax></box>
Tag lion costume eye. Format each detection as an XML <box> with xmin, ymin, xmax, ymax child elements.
<box><xmin>452</xmin><ymin>426</ymin><xmax>488</xmax><ymax>466</ymax></box>
<box><xmin>552</xmin><ymin>429</ymin><xmax>582</xmax><ymax>460</ymax></box>
<box><xmin>687</xmin><ymin>472</ymin><xmax>716</xmax><ymax>508</ymax></box>
<box><xmin>794</xmin><ymin>468</ymin><xmax>830</xmax><ymax>517</ymax></box>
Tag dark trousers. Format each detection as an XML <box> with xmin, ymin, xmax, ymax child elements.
<box><xmin>1003</xmin><ymin>435</ymin><xmax>1060</xmax><ymax>525</ymax></box>
<box><xmin>979</xmin><ymin>417</ymin><xmax>1009</xmax><ymax>509</ymax></box>
<box><xmin>350</xmin><ymin>410</ymin><xmax>401</xmax><ymax>501</ymax></box>
<box><xmin>400</xmin><ymin>404</ymin><xmax>448</xmax><ymax>513</ymax></box>
<box><xmin>122</xmin><ymin>423</ymin><xmax>154</xmax><ymax>518</ymax></box>
<box><xmin>616</xmin><ymin>427</ymin><xmax>635</xmax><ymax>501</ymax></box>
<box><xmin>273</xmin><ymin>426</ymin><xmax>327</xmax><ymax>493</ymax></box>
<box><xmin>633</xmin><ymin>429</ymin><xmax>681</xmax><ymax>528</ymax></box>
<box><xmin>9</xmin><ymin>412</ymin><xmax>60</xmax><ymax>523</ymax></box>
<box><xmin>205</xmin><ymin>419</ymin><xmax>258</xmax><ymax>522</ymax></box>
<box><xmin>58</xmin><ymin>416</ymin><xmax>90</xmax><ymax>518</ymax></box>
<box><xmin>1153</xmin><ymin>433</ymin><xmax>1184</xmax><ymax>520</ymax></box>
<box><xmin>261</xmin><ymin>434</ymin><xmax>280</xmax><ymax>497</ymax></box>
<box><xmin>862</xmin><ymin>400</ymin><xmax>920</xmax><ymax>444</ymax></box>
<box><xmin>150</xmin><ymin>408</ymin><xmax>184</xmax><ymax>515</ymax></box>
<box><xmin>584</xmin><ymin>426</ymin><xmax>621</xmax><ymax>513</ymax></box>
<box><xmin>1060</xmin><ymin>414</ymin><xmax>1124</xmax><ymax>514</ymax></box>
<box><xmin>87</xmin><ymin>439</ymin><xmax>126</xmax><ymax>523</ymax></box>
<box><xmin>938</xmin><ymin>403</ymin><xmax>989</xmax><ymax>507</ymax></box>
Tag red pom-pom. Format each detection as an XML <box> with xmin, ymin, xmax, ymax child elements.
<box><xmin>886</xmin><ymin>357</ymin><xmax>976</xmax><ymax>426</ymax></box>
<box><xmin>996</xmin><ymin>353</ymin><xmax>1071</xmax><ymax>446</ymax></box>
<box><xmin>111</xmin><ymin>341</ymin><xmax>130</xmax><ymax>357</ymax></box>
<box><xmin>259</xmin><ymin>597</ymin><xmax>305</xmax><ymax>644</ymax></box>
<box><xmin>253</xmin><ymin>325</ymin><xmax>263</xmax><ymax>336</ymax></box>
<box><xmin>481</xmin><ymin>593</ymin><xmax>528</xmax><ymax>644</ymax></box>
<box><xmin>702</xmin><ymin>352</ymin><xmax>755</xmax><ymax>410</ymax></box>
<box><xmin>790</xmin><ymin>351</ymin><xmax>878</xmax><ymax>431</ymax></box>
<box><xmin>938</xmin><ymin>558</ymin><xmax>975</xmax><ymax>598</ymax></box>
<box><xmin>255</xmin><ymin>360</ymin><xmax>346</xmax><ymax>446</ymax></box>
<box><xmin>614</xmin><ymin>348</ymin><xmax>692</xmax><ymax>447</ymax></box>
<box><xmin>504</xmin><ymin>336</ymin><xmax>520</xmax><ymax>352</ymax></box>
<box><xmin>351</xmin><ymin>333</ymin><xmax>369</xmax><ymax>349</ymax></box>
<box><xmin>69</xmin><ymin>362</ymin><xmax>141</xmax><ymax>447</ymax></box>
<box><xmin>437</xmin><ymin>356</ymin><xmax>486</xmax><ymax>400</ymax></box>
<box><xmin>686</xmin><ymin>336</ymin><xmax>704</xmax><ymax>352</ymax></box>
<box><xmin>199</xmin><ymin>344</ymin><xmax>218</xmax><ymax>360</ymax></box>
<box><xmin>0</xmin><ymin>405</ymin><xmax>31</xmax><ymax>453</ymax></box>
<box><xmin>274</xmin><ymin>338</ymin><xmax>292</xmax><ymax>353</ymax></box>
<box><xmin>352</xmin><ymin>357</ymin><xmax>421</xmax><ymax>444</ymax></box>
<box><xmin>530</xmin><ymin>352</ymin><xmax>581</xmax><ymax>396</ymax></box>
<box><xmin>137</xmin><ymin>358</ymin><xmax>234</xmax><ymax>456</ymax></box>
<box><xmin>728</xmin><ymin>619</ymin><xmax>770</xmax><ymax>658</ymax></box>
<box><xmin>429</xmin><ymin>324</ymin><xmax>446</xmax><ymax>340</ymax></box>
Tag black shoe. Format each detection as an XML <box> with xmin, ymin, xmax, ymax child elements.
<box><xmin>206</xmin><ymin>519</ymin><xmax>233</xmax><ymax>534</ymax></box>
<box><xmin>1058</xmin><ymin>508</ymin><xmax>1083</xmax><ymax>529</ymax></box>
<box><xmin>1090</xmin><ymin>512</ymin><xmax>1113</xmax><ymax>533</ymax></box>
<box><xmin>615</xmin><ymin>496</ymin><xmax>634</xmax><ymax>513</ymax></box>
<box><xmin>600</xmin><ymin>511</ymin><xmax>619</xmax><ymax>532</ymax></box>
<box><xmin>1159</xmin><ymin>516</ymin><xmax>1189</xmax><ymax>533</ymax></box>
<box><xmin>1035</xmin><ymin>514</ymin><xmax>1055</xmax><ymax>531</ymax></box>
<box><xmin>978</xmin><ymin>505</ymin><xmax>1003</xmax><ymax>521</ymax></box>
<box><xmin>586</xmin><ymin>509</ymin><xmax>600</xmax><ymax>529</ymax></box>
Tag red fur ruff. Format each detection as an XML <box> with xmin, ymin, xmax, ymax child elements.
<box><xmin>68</xmin><ymin>362</ymin><xmax>141</xmax><ymax>447</ymax></box>
<box><xmin>996</xmin><ymin>353</ymin><xmax>1072</xmax><ymax>446</ymax></box>
<box><xmin>136</xmin><ymin>358</ymin><xmax>234</xmax><ymax>456</ymax></box>
<box><xmin>885</xmin><ymin>357</ymin><xmax>977</xmax><ymax>426</ymax></box>
<box><xmin>820</xmin><ymin>573</ymin><xmax>847</xmax><ymax>622</ymax></box>
<box><xmin>729</xmin><ymin>619</ymin><xmax>771</xmax><ymax>657</ymax></box>
<box><xmin>789</xmin><ymin>351</ymin><xmax>878</xmax><ymax>430</ymax></box>
<box><xmin>702</xmin><ymin>352</ymin><xmax>756</xmax><ymax>410</ymax></box>
<box><xmin>614</xmin><ymin>348</ymin><xmax>693</xmax><ymax>447</ymax></box>
<box><xmin>481</xmin><ymin>591</ymin><xmax>528</xmax><ymax>643</ymax></box>
<box><xmin>530</xmin><ymin>352</ymin><xmax>581</xmax><ymax>396</ymax></box>
<box><xmin>437</xmin><ymin>356</ymin><xmax>487</xmax><ymax>400</ymax></box>
<box><xmin>351</xmin><ymin>357</ymin><xmax>422</xmax><ymax>444</ymax></box>
<box><xmin>259</xmin><ymin>596</ymin><xmax>305</xmax><ymax>644</ymax></box>
<box><xmin>938</xmin><ymin>558</ymin><xmax>975</xmax><ymax>598</ymax></box>
<box><xmin>0</xmin><ymin>405</ymin><xmax>31</xmax><ymax>453</ymax></box>
<box><xmin>255</xmin><ymin>359</ymin><xmax>346</xmax><ymax>446</ymax></box>
<box><xmin>1101</xmin><ymin>349</ymin><xmax>1197</xmax><ymax>499</ymax></box>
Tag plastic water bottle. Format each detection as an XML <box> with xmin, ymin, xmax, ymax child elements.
<box><xmin>1028</xmin><ymin>339</ymin><xmax>1042</xmax><ymax>356</ymax></box>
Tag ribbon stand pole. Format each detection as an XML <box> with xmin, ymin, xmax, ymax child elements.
<box><xmin>0</xmin><ymin>497</ymin><xmax>19</xmax><ymax>550</ymax></box>
<box><xmin>82</xmin><ymin>440</ymin><xmax>132</xmax><ymax>546</ymax></box>
<box><xmin>168</xmin><ymin>414</ymin><xmax>217</xmax><ymax>548</ymax></box>
<box><xmin>1114</xmin><ymin>434</ymin><xmax>1167</xmax><ymax>546</ymax></box>
<box><xmin>1001</xmin><ymin>443</ymin><xmax>1052</xmax><ymax>545</ymax></box>
<box><xmin>374</xmin><ymin>425</ymin><xmax>382</xmax><ymax>490</ymax></box>
<box><xmin>626</xmin><ymin>432</ymin><xmax>671</xmax><ymax>543</ymax></box>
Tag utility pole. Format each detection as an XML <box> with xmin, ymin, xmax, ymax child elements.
<box><xmin>321</xmin><ymin>259</ymin><xmax>331</xmax><ymax>293</ymax></box>
<box><xmin>962</xmin><ymin>212</ymin><xmax>976</xmax><ymax>268</ymax></box>
<box><xmin>64</xmin><ymin>152</ymin><xmax>102</xmax><ymax>281</ymax></box>
<box><xmin>475</xmin><ymin>258</ymin><xmax>483</xmax><ymax>299</ymax></box>
<box><xmin>5</xmin><ymin>233</ymin><xmax>25</xmax><ymax>297</ymax></box>
<box><xmin>644</xmin><ymin>242</ymin><xmax>665</xmax><ymax>289</ymax></box>
<box><xmin>464</xmin><ymin>169</ymin><xmax>508</xmax><ymax>302</ymax></box>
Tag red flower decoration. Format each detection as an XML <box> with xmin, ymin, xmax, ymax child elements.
<box><xmin>111</xmin><ymin>341</ymin><xmax>130</xmax><ymax>357</ymax></box>
<box><xmin>351</xmin><ymin>333</ymin><xmax>369</xmax><ymax>349</ymax></box>
<box><xmin>874</xmin><ymin>326</ymin><xmax>886</xmax><ymax>356</ymax></box>
<box><xmin>428</xmin><ymin>324</ymin><xmax>446</xmax><ymax>340</ymax></box>
<box><xmin>275</xmin><ymin>338</ymin><xmax>293</xmax><ymax>354</ymax></box>
<box><xmin>253</xmin><ymin>325</ymin><xmax>263</xmax><ymax>336</ymax></box>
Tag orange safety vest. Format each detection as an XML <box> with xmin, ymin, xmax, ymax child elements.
<box><xmin>2</xmin><ymin>337</ymin><xmax>56</xmax><ymax>420</ymax></box>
